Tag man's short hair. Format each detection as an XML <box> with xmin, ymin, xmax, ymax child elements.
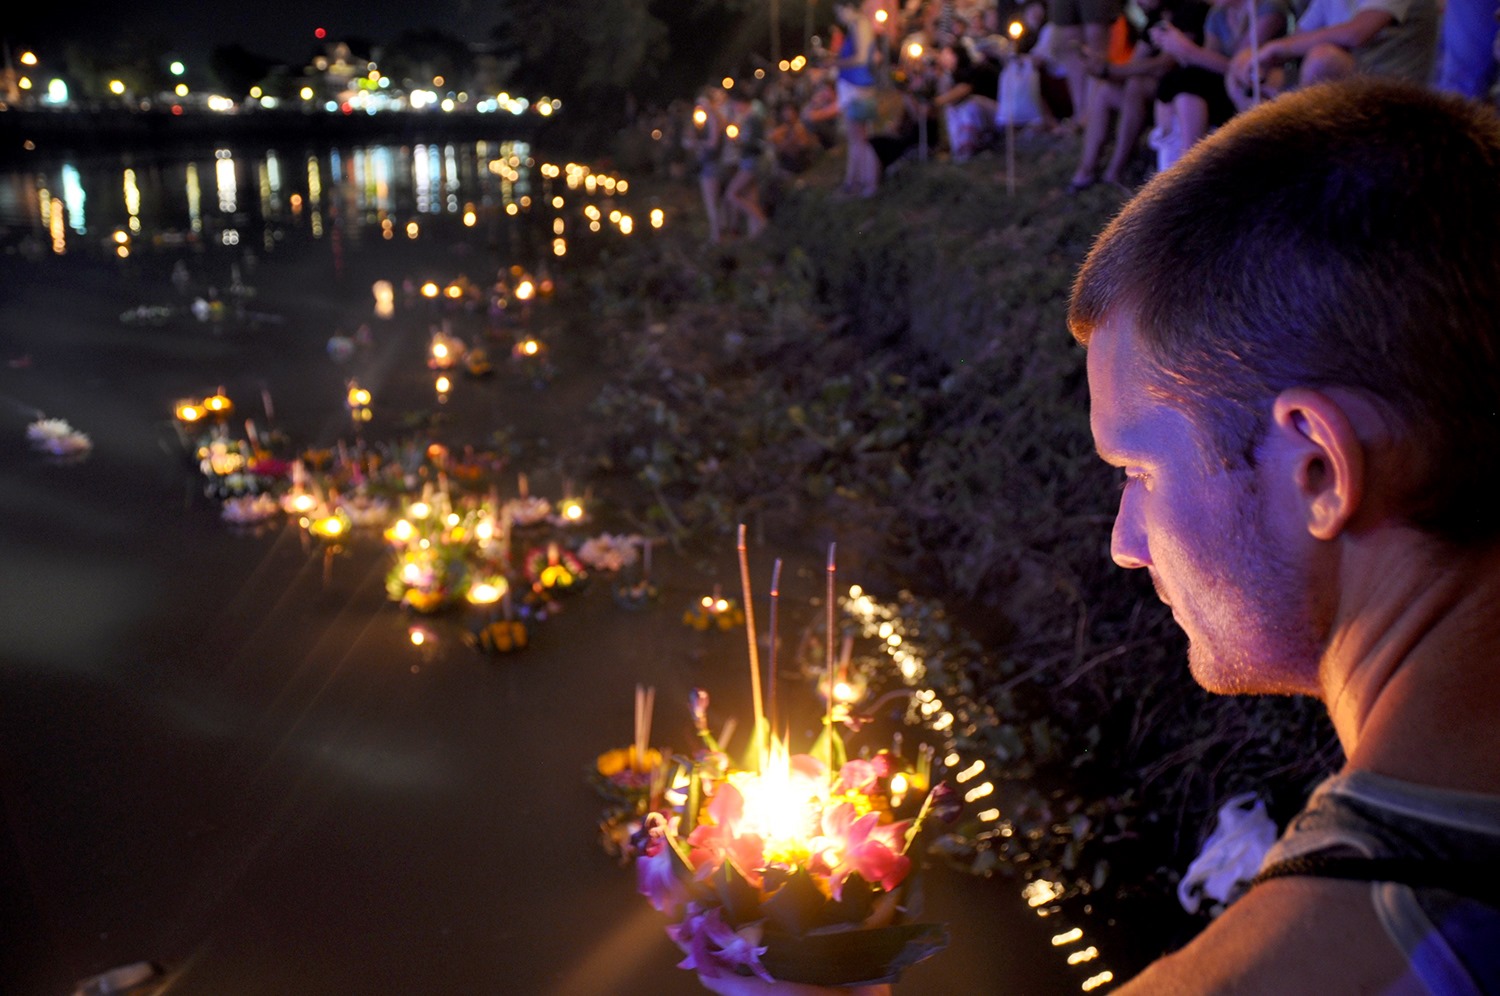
<box><xmin>1069</xmin><ymin>79</ymin><xmax>1500</xmax><ymax>545</ymax></box>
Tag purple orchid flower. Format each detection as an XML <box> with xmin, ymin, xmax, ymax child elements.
<box><xmin>637</xmin><ymin>823</ymin><xmax>689</xmax><ymax>919</ymax></box>
<box><xmin>670</xmin><ymin>905</ymin><xmax>774</xmax><ymax>982</ymax></box>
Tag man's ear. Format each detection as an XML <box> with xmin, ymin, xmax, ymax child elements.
<box><xmin>1270</xmin><ymin>388</ymin><xmax>1364</xmax><ymax>541</ymax></box>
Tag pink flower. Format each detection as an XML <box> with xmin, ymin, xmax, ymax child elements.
<box><xmin>817</xmin><ymin>801</ymin><xmax>912</xmax><ymax>900</ymax></box>
<box><xmin>835</xmin><ymin>758</ymin><xmax>882</xmax><ymax>795</ymax></box>
<box><xmin>669</xmin><ymin>905</ymin><xmax>774</xmax><ymax>982</ymax></box>
<box><xmin>790</xmin><ymin>753</ymin><xmax>827</xmax><ymax>782</ymax></box>
<box><xmin>683</xmin><ymin>784</ymin><xmax>769</xmax><ymax>886</ymax></box>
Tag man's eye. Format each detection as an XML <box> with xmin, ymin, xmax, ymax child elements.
<box><xmin>1119</xmin><ymin>471</ymin><xmax>1149</xmax><ymax>491</ymax></box>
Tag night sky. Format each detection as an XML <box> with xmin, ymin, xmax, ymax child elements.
<box><xmin>8</xmin><ymin>0</ymin><xmax>502</xmax><ymax>65</ymax></box>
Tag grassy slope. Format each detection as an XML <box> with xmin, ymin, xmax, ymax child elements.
<box><xmin>581</xmin><ymin>129</ymin><xmax>1341</xmax><ymax>960</ymax></box>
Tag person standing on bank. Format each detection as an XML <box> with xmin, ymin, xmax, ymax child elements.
<box><xmin>832</xmin><ymin>0</ymin><xmax>882</xmax><ymax>198</ymax></box>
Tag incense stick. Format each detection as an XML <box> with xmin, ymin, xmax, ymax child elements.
<box><xmin>768</xmin><ymin>558</ymin><xmax>783</xmax><ymax>738</ymax></box>
<box><xmin>736</xmin><ymin>524</ymin><xmax>765</xmax><ymax>758</ymax></box>
<box><xmin>635</xmin><ymin>683</ymin><xmax>655</xmax><ymax>771</ymax></box>
<box><xmin>825</xmin><ymin>543</ymin><xmax>836</xmax><ymax>769</ymax></box>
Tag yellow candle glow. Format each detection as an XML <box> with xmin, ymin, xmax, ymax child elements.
<box><xmin>728</xmin><ymin>738</ymin><xmax>825</xmax><ymax>861</ymax></box>
<box><xmin>467</xmin><ymin>578</ymin><xmax>507</xmax><ymax>604</ymax></box>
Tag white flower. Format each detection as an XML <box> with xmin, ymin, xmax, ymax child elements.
<box><xmin>577</xmin><ymin>533</ymin><xmax>642</xmax><ymax>572</ymax></box>
<box><xmin>222</xmin><ymin>493</ymin><xmax>280</xmax><ymax>524</ymax></box>
<box><xmin>505</xmin><ymin>495</ymin><xmax>552</xmax><ymax>525</ymax></box>
<box><xmin>1178</xmin><ymin>792</ymin><xmax>1278</xmax><ymax>915</ymax></box>
<box><xmin>29</xmin><ymin>419</ymin><xmax>92</xmax><ymax>456</ymax></box>
<box><xmin>337</xmin><ymin>495</ymin><xmax>391</xmax><ymax>528</ymax></box>
<box><xmin>26</xmin><ymin>418</ymin><xmax>74</xmax><ymax>445</ymax></box>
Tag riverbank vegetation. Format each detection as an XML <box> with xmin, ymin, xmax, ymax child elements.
<box><xmin>577</xmin><ymin>136</ymin><xmax>1340</xmax><ymax>959</ymax></box>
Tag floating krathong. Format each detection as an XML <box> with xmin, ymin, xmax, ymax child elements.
<box><xmin>635</xmin><ymin>530</ymin><xmax>951</xmax><ymax>986</ymax></box>
<box><xmin>387</xmin><ymin>544</ymin><xmax>468</xmax><ymax>613</ymax></box>
<box><xmin>26</xmin><ymin>417</ymin><xmax>92</xmax><ymax>456</ymax></box>
<box><xmin>577</xmin><ymin>533</ymin><xmax>642</xmax><ymax>573</ymax></box>
<box><xmin>594</xmin><ymin>685</ymin><xmax>671</xmax><ymax>861</ymax></box>
<box><xmin>504</xmin><ymin>495</ymin><xmax>551</xmax><ymax>527</ymax></box>
<box><xmin>470</xmin><ymin>618</ymin><xmax>527</xmax><ymax>653</ymax></box>
<box><xmin>428</xmin><ymin>328</ymin><xmax>465</xmax><ymax>369</ymax></box>
<box><xmin>524</xmin><ymin>543</ymin><xmax>585</xmax><ymax>593</ymax></box>
<box><xmin>221</xmin><ymin>493</ymin><xmax>280</xmax><ymax>524</ymax></box>
<box><xmin>334</xmin><ymin>491</ymin><xmax>392</xmax><ymax>529</ymax></box>
<box><xmin>683</xmin><ymin>587</ymin><xmax>744</xmax><ymax>632</ymax></box>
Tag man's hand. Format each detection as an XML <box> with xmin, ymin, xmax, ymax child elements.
<box><xmin>697</xmin><ymin>974</ymin><xmax>892</xmax><ymax>996</ymax></box>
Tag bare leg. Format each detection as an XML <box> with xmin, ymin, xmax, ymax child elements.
<box><xmin>726</xmin><ymin>169</ymin><xmax>767</xmax><ymax>236</ymax></box>
<box><xmin>1103</xmin><ymin>76</ymin><xmax>1155</xmax><ymax>184</ymax></box>
<box><xmin>1071</xmin><ymin>79</ymin><xmax>1120</xmax><ymax>186</ymax></box>
<box><xmin>1150</xmin><ymin>99</ymin><xmax>1175</xmax><ymax>171</ymax></box>
<box><xmin>699</xmin><ymin>173</ymin><xmax>722</xmax><ymax>243</ymax></box>
<box><xmin>845</xmin><ymin>118</ymin><xmax>879</xmax><ymax>196</ymax></box>
<box><xmin>1082</xmin><ymin>21</ymin><xmax>1111</xmax><ymax>77</ymax></box>
<box><xmin>1167</xmin><ymin>92</ymin><xmax>1210</xmax><ymax>168</ymax></box>
<box><xmin>1054</xmin><ymin>25</ymin><xmax>1087</xmax><ymax>128</ymax></box>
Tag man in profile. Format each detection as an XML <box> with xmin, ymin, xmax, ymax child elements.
<box><xmin>697</xmin><ymin>80</ymin><xmax>1500</xmax><ymax>996</ymax></box>
<box><xmin>1070</xmin><ymin>78</ymin><xmax>1500</xmax><ymax>991</ymax></box>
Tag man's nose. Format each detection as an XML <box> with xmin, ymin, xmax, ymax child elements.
<box><xmin>1111</xmin><ymin>500</ymin><xmax>1150</xmax><ymax>570</ymax></box>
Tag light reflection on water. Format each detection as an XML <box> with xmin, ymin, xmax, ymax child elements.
<box><xmin>0</xmin><ymin>139</ymin><xmax>536</xmax><ymax>256</ymax></box>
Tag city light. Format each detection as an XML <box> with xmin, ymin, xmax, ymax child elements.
<box><xmin>20</xmin><ymin>51</ymin><xmax>37</xmax><ymax>66</ymax></box>
<box><xmin>109</xmin><ymin>80</ymin><xmax>126</xmax><ymax>96</ymax></box>
<box><xmin>170</xmin><ymin>61</ymin><xmax>186</xmax><ymax>76</ymax></box>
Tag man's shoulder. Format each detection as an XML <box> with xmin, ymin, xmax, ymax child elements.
<box><xmin>1116</xmin><ymin>877</ymin><xmax>1409</xmax><ymax>994</ymax></box>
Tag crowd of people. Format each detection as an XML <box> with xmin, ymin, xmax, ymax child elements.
<box><xmin>634</xmin><ymin>0</ymin><xmax>1494</xmax><ymax>241</ymax></box>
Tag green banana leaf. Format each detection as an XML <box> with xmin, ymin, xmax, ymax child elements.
<box><xmin>757</xmin><ymin>921</ymin><xmax>950</xmax><ymax>986</ymax></box>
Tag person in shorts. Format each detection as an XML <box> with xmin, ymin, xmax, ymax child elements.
<box><xmin>1048</xmin><ymin>0</ymin><xmax>1126</xmax><ymax>128</ymax></box>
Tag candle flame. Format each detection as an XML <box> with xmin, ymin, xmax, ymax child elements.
<box><xmin>730</xmin><ymin>737</ymin><xmax>824</xmax><ymax>860</ymax></box>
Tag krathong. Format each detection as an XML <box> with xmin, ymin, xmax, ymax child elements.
<box><xmin>524</xmin><ymin>543</ymin><xmax>585</xmax><ymax>593</ymax></box>
<box><xmin>576</xmin><ymin>533</ymin><xmax>642</xmax><ymax>573</ymax></box>
<box><xmin>635</xmin><ymin>529</ymin><xmax>950</xmax><ymax>986</ymax></box>
<box><xmin>593</xmin><ymin>685</ymin><xmax>670</xmax><ymax>860</ymax></box>
<box><xmin>468</xmin><ymin>618</ymin><xmax>528</xmax><ymax>654</ymax></box>
<box><xmin>683</xmin><ymin>587</ymin><xmax>744</xmax><ymax>632</ymax></box>
<box><xmin>428</xmin><ymin>327</ymin><xmax>465</xmax><ymax>369</ymax></box>
<box><xmin>221</xmin><ymin>492</ymin><xmax>280</xmax><ymax>524</ymax></box>
<box><xmin>26</xmin><ymin>416</ymin><xmax>92</xmax><ymax>457</ymax></box>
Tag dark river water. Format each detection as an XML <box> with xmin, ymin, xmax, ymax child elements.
<box><xmin>0</xmin><ymin>134</ymin><xmax>1129</xmax><ymax>995</ymax></box>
